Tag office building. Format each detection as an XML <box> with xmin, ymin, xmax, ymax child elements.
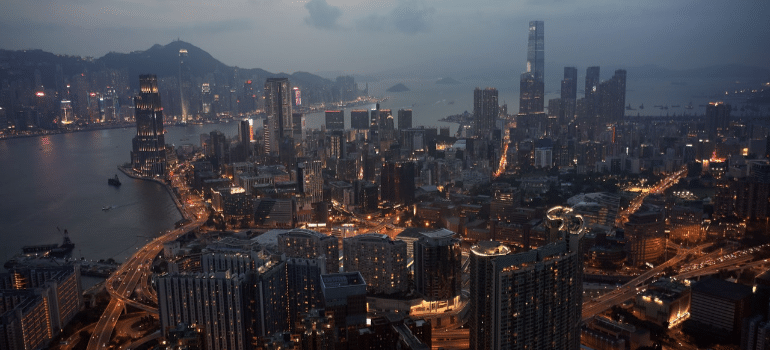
<box><xmin>245</xmin><ymin>260</ymin><xmax>290</xmax><ymax>340</ymax></box>
<box><xmin>131</xmin><ymin>75</ymin><xmax>166</xmax><ymax>177</ymax></box>
<box><xmin>469</xmin><ymin>213</ymin><xmax>583</xmax><ymax>350</ymax></box>
<box><xmin>414</xmin><ymin>231</ymin><xmax>462</xmax><ymax>301</ymax></box>
<box><xmin>343</xmin><ymin>233</ymin><xmax>408</xmax><ymax>295</ymax></box>
<box><xmin>560</xmin><ymin>67</ymin><xmax>578</xmax><ymax>123</ymax></box>
<box><xmin>277</xmin><ymin>229</ymin><xmax>339</xmax><ymax>274</ymax></box>
<box><xmin>398</xmin><ymin>109</ymin><xmax>413</xmax><ymax>130</ymax></box>
<box><xmin>381</xmin><ymin>161</ymin><xmax>416</xmax><ymax>205</ymax></box>
<box><xmin>0</xmin><ymin>290</ymin><xmax>53</xmax><ymax>350</ymax></box>
<box><xmin>351</xmin><ymin>110</ymin><xmax>369</xmax><ymax>130</ymax></box>
<box><xmin>624</xmin><ymin>204</ymin><xmax>666</xmax><ymax>266</ymax></box>
<box><xmin>474</xmin><ymin>87</ymin><xmax>499</xmax><ymax>138</ymax></box>
<box><xmin>519</xmin><ymin>21</ymin><xmax>544</xmax><ymax>115</ymax></box>
<box><xmin>325</xmin><ymin>110</ymin><xmax>344</xmax><ymax>131</ymax></box>
<box><xmin>321</xmin><ymin>272</ymin><xmax>367</xmax><ymax>341</ymax></box>
<box><xmin>264</xmin><ymin>78</ymin><xmax>293</xmax><ymax>155</ymax></box>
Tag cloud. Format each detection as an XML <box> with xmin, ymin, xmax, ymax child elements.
<box><xmin>355</xmin><ymin>0</ymin><xmax>434</xmax><ymax>35</ymax></box>
<box><xmin>304</xmin><ymin>0</ymin><xmax>342</xmax><ymax>30</ymax></box>
<box><xmin>390</xmin><ymin>0</ymin><xmax>435</xmax><ymax>34</ymax></box>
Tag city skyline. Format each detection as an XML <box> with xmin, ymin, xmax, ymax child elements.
<box><xmin>1</xmin><ymin>1</ymin><xmax>769</xmax><ymax>75</ymax></box>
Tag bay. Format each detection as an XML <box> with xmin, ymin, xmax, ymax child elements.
<box><xmin>0</xmin><ymin>123</ymin><xmax>237</xmax><ymax>266</ymax></box>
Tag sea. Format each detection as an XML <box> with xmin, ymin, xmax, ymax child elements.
<box><xmin>0</xmin><ymin>123</ymin><xmax>238</xmax><ymax>270</ymax></box>
<box><xmin>0</xmin><ymin>73</ymin><xmax>748</xmax><ymax>273</ymax></box>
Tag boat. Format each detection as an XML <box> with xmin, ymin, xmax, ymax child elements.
<box><xmin>49</xmin><ymin>230</ymin><xmax>75</xmax><ymax>258</ymax></box>
<box><xmin>16</xmin><ymin>229</ymin><xmax>75</xmax><ymax>260</ymax></box>
<box><xmin>639</xmin><ymin>104</ymin><xmax>644</xmax><ymax>110</ymax></box>
<box><xmin>108</xmin><ymin>174</ymin><xmax>121</xmax><ymax>186</ymax></box>
<box><xmin>102</xmin><ymin>206</ymin><xmax>112</xmax><ymax>211</ymax></box>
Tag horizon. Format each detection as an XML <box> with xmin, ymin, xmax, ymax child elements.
<box><xmin>2</xmin><ymin>1</ymin><xmax>769</xmax><ymax>76</ymax></box>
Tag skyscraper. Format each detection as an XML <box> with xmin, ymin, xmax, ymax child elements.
<box><xmin>264</xmin><ymin>78</ymin><xmax>292</xmax><ymax>155</ymax></box>
<box><xmin>343</xmin><ymin>233</ymin><xmax>408</xmax><ymax>295</ymax></box>
<box><xmin>381</xmin><ymin>161</ymin><xmax>416</xmax><ymax>205</ymax></box>
<box><xmin>474</xmin><ymin>87</ymin><xmax>499</xmax><ymax>138</ymax></box>
<box><xmin>297</xmin><ymin>157</ymin><xmax>324</xmax><ymax>204</ymax></box>
<box><xmin>469</xmin><ymin>210</ymin><xmax>583</xmax><ymax>350</ymax></box>
<box><xmin>584</xmin><ymin>66</ymin><xmax>601</xmax><ymax>117</ymax></box>
<box><xmin>397</xmin><ymin>109</ymin><xmax>413</xmax><ymax>130</ymax></box>
<box><xmin>706</xmin><ymin>101</ymin><xmax>730</xmax><ymax>140</ymax></box>
<box><xmin>131</xmin><ymin>75</ymin><xmax>166</xmax><ymax>177</ymax></box>
<box><xmin>560</xmin><ymin>67</ymin><xmax>578</xmax><ymax>123</ymax></box>
<box><xmin>598</xmin><ymin>69</ymin><xmax>627</xmax><ymax>124</ymax></box>
<box><xmin>325</xmin><ymin>110</ymin><xmax>344</xmax><ymax>130</ymax></box>
<box><xmin>178</xmin><ymin>48</ymin><xmax>191</xmax><ymax>123</ymax></box>
<box><xmin>350</xmin><ymin>110</ymin><xmax>369</xmax><ymax>130</ymax></box>
<box><xmin>414</xmin><ymin>231</ymin><xmax>462</xmax><ymax>301</ymax></box>
<box><xmin>519</xmin><ymin>20</ymin><xmax>544</xmax><ymax>115</ymax></box>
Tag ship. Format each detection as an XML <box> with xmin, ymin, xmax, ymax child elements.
<box><xmin>108</xmin><ymin>174</ymin><xmax>121</xmax><ymax>186</ymax></box>
<box><xmin>16</xmin><ymin>229</ymin><xmax>75</xmax><ymax>261</ymax></box>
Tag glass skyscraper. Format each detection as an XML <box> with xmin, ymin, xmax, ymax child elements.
<box><xmin>131</xmin><ymin>74</ymin><xmax>166</xmax><ymax>177</ymax></box>
<box><xmin>519</xmin><ymin>20</ymin><xmax>545</xmax><ymax>115</ymax></box>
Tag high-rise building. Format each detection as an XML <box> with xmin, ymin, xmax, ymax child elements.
<box><xmin>178</xmin><ymin>48</ymin><xmax>191</xmax><ymax>123</ymax></box>
<box><xmin>297</xmin><ymin>157</ymin><xmax>324</xmax><ymax>203</ymax></box>
<box><xmin>264</xmin><ymin>78</ymin><xmax>293</xmax><ymax>155</ymax></box>
<box><xmin>381</xmin><ymin>161</ymin><xmax>416</xmax><ymax>205</ymax></box>
<box><xmin>286</xmin><ymin>257</ymin><xmax>326</xmax><ymax>330</ymax></box>
<box><xmin>157</xmin><ymin>271</ymin><xmax>249</xmax><ymax>350</ymax></box>
<box><xmin>599</xmin><ymin>69</ymin><xmax>627</xmax><ymax>124</ymax></box>
<box><xmin>474</xmin><ymin>87</ymin><xmax>499</xmax><ymax>138</ymax></box>
<box><xmin>706</xmin><ymin>101</ymin><xmax>730</xmax><ymax>140</ymax></box>
<box><xmin>325</xmin><ymin>110</ymin><xmax>344</xmax><ymax>130</ymax></box>
<box><xmin>584</xmin><ymin>66</ymin><xmax>601</xmax><ymax>118</ymax></box>
<box><xmin>277</xmin><ymin>228</ymin><xmax>339</xmax><ymax>274</ymax></box>
<box><xmin>519</xmin><ymin>20</ymin><xmax>544</xmax><ymax>115</ymax></box>
<box><xmin>321</xmin><ymin>272</ymin><xmax>367</xmax><ymax>342</ymax></box>
<box><xmin>131</xmin><ymin>75</ymin><xmax>166</xmax><ymax>177</ymax></box>
<box><xmin>560</xmin><ymin>67</ymin><xmax>578</xmax><ymax>123</ymax></box>
<box><xmin>469</xmin><ymin>209</ymin><xmax>583</xmax><ymax>350</ymax></box>
<box><xmin>414</xmin><ymin>231</ymin><xmax>462</xmax><ymax>301</ymax></box>
<box><xmin>398</xmin><ymin>109</ymin><xmax>413</xmax><ymax>130</ymax></box>
<box><xmin>343</xmin><ymin>233</ymin><xmax>408</xmax><ymax>295</ymax></box>
<box><xmin>351</xmin><ymin>109</ymin><xmax>369</xmax><ymax>130</ymax></box>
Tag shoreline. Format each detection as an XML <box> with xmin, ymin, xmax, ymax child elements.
<box><xmin>117</xmin><ymin>166</ymin><xmax>187</xmax><ymax>222</ymax></box>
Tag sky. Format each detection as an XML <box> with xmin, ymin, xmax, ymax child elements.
<box><xmin>1</xmin><ymin>0</ymin><xmax>769</xmax><ymax>76</ymax></box>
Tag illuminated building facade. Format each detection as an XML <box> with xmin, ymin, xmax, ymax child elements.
<box><xmin>414</xmin><ymin>231</ymin><xmax>461</xmax><ymax>301</ymax></box>
<box><xmin>519</xmin><ymin>21</ymin><xmax>544</xmax><ymax>115</ymax></box>
<box><xmin>624</xmin><ymin>204</ymin><xmax>666</xmax><ymax>266</ymax></box>
<box><xmin>343</xmin><ymin>233</ymin><xmax>408</xmax><ymax>295</ymax></box>
<box><xmin>297</xmin><ymin>157</ymin><xmax>324</xmax><ymax>203</ymax></box>
<box><xmin>474</xmin><ymin>87</ymin><xmax>499</xmax><ymax>138</ymax></box>
<box><xmin>469</xmin><ymin>225</ymin><xmax>583</xmax><ymax>350</ymax></box>
<box><xmin>277</xmin><ymin>229</ymin><xmax>339</xmax><ymax>274</ymax></box>
<box><xmin>264</xmin><ymin>78</ymin><xmax>293</xmax><ymax>156</ymax></box>
<box><xmin>131</xmin><ymin>74</ymin><xmax>166</xmax><ymax>177</ymax></box>
<box><xmin>157</xmin><ymin>271</ymin><xmax>248</xmax><ymax>350</ymax></box>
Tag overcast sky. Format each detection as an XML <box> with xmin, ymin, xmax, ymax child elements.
<box><xmin>1</xmin><ymin>0</ymin><xmax>768</xmax><ymax>76</ymax></box>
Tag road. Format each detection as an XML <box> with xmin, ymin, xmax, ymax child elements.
<box><xmin>581</xmin><ymin>242</ymin><xmax>710</xmax><ymax>321</ymax></box>
<box><xmin>88</xmin><ymin>168</ymin><xmax>205</xmax><ymax>350</ymax></box>
<box><xmin>616</xmin><ymin>166</ymin><xmax>687</xmax><ymax>226</ymax></box>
